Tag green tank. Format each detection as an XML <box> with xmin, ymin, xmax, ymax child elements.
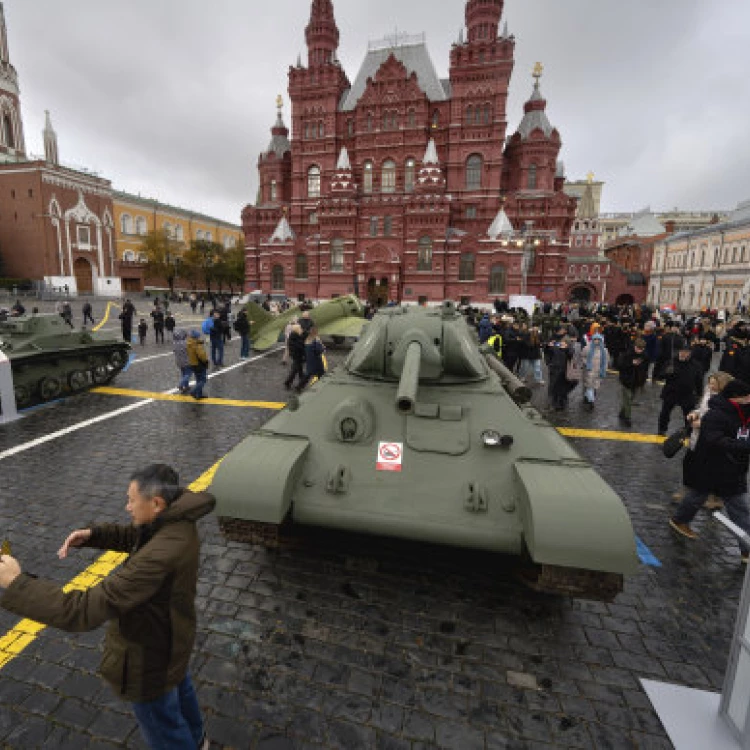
<box><xmin>0</xmin><ymin>314</ymin><xmax>131</xmax><ymax>409</ymax></box>
<box><xmin>212</xmin><ymin>301</ymin><xmax>638</xmax><ymax>600</ymax></box>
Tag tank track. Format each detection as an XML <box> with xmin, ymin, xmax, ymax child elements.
<box><xmin>518</xmin><ymin>564</ymin><xmax>623</xmax><ymax>602</ymax></box>
<box><xmin>219</xmin><ymin>518</ymin><xmax>624</xmax><ymax>602</ymax></box>
<box><xmin>218</xmin><ymin>517</ymin><xmax>303</xmax><ymax>549</ymax></box>
<box><xmin>9</xmin><ymin>343</ymin><xmax>131</xmax><ymax>411</ymax></box>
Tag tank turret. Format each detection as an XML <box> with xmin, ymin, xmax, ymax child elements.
<box><xmin>0</xmin><ymin>314</ymin><xmax>131</xmax><ymax>410</ymax></box>
<box><xmin>211</xmin><ymin>302</ymin><xmax>638</xmax><ymax>601</ymax></box>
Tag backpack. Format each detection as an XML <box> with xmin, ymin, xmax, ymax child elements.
<box><xmin>566</xmin><ymin>343</ymin><xmax>584</xmax><ymax>382</ymax></box>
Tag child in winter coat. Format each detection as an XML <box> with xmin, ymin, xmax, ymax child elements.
<box><xmin>137</xmin><ymin>319</ymin><xmax>148</xmax><ymax>346</ymax></box>
<box><xmin>186</xmin><ymin>331</ymin><xmax>209</xmax><ymax>400</ymax></box>
<box><xmin>173</xmin><ymin>330</ymin><xmax>191</xmax><ymax>393</ymax></box>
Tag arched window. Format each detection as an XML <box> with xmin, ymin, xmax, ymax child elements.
<box><xmin>206</xmin><ymin>231</ymin><xmax>213</xmax><ymax>241</ymax></box>
<box><xmin>432</xmin><ymin>110</ymin><xmax>439</xmax><ymax>128</ymax></box>
<box><xmin>3</xmin><ymin>114</ymin><xmax>14</xmax><ymax>148</ymax></box>
<box><xmin>363</xmin><ymin>161</ymin><xmax>374</xmax><ymax>194</ymax></box>
<box><xmin>384</xmin><ymin>216</ymin><xmax>393</xmax><ymax>237</ymax></box>
<box><xmin>347</xmin><ymin>119</ymin><xmax>354</xmax><ymax>137</ymax></box>
<box><xmin>382</xmin><ymin>159</ymin><xmax>396</xmax><ymax>193</ymax></box>
<box><xmin>304</xmin><ymin>122</ymin><xmax>310</xmax><ymax>140</ymax></box>
<box><xmin>418</xmin><ymin>237</ymin><xmax>433</xmax><ymax>271</ymax></box>
<box><xmin>223</xmin><ymin>235</ymin><xmax>233</xmax><ymax>248</ymax></box>
<box><xmin>196</xmin><ymin>230</ymin><xmax>205</xmax><ymax>241</ymax></box>
<box><xmin>459</xmin><ymin>253</ymin><xmax>475</xmax><ymax>281</ymax></box>
<box><xmin>136</xmin><ymin>217</ymin><xmax>147</xmax><ymax>235</ymax></box>
<box><xmin>163</xmin><ymin>222</ymin><xmax>173</xmax><ymax>237</ymax></box>
<box><xmin>489</xmin><ymin>264</ymin><xmax>506</xmax><ymax>294</ymax></box>
<box><xmin>527</xmin><ymin>164</ymin><xmax>537</xmax><ymax>190</ymax></box>
<box><xmin>404</xmin><ymin>158</ymin><xmax>416</xmax><ymax>193</ymax></box>
<box><xmin>319</xmin><ymin>121</ymin><xmax>325</xmax><ymax>138</ymax></box>
<box><xmin>466</xmin><ymin>106</ymin><xmax>474</xmax><ymax>125</ymax></box>
<box><xmin>331</xmin><ymin>239</ymin><xmax>344</xmax><ymax>272</ymax></box>
<box><xmin>307</xmin><ymin>165</ymin><xmax>321</xmax><ymax>198</ymax></box>
<box><xmin>270</xmin><ymin>179</ymin><xmax>277</xmax><ymax>202</ymax></box>
<box><xmin>408</xmin><ymin>109</ymin><xmax>416</xmax><ymax>127</ymax></box>
<box><xmin>483</xmin><ymin>104</ymin><xmax>492</xmax><ymax>124</ymax></box>
<box><xmin>120</xmin><ymin>214</ymin><xmax>134</xmax><ymax>235</ymax></box>
<box><xmin>474</xmin><ymin>106</ymin><xmax>481</xmax><ymax>125</ymax></box>
<box><xmin>295</xmin><ymin>253</ymin><xmax>308</xmax><ymax>280</ymax></box>
<box><xmin>367</xmin><ymin>113</ymin><xmax>373</xmax><ymax>132</ymax></box>
<box><xmin>466</xmin><ymin>154</ymin><xmax>482</xmax><ymax>190</ymax></box>
<box><xmin>175</xmin><ymin>225</ymin><xmax>184</xmax><ymax>241</ymax></box>
<box><xmin>271</xmin><ymin>264</ymin><xmax>285</xmax><ymax>290</ymax></box>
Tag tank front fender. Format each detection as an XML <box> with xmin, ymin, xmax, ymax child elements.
<box><xmin>513</xmin><ymin>459</ymin><xmax>639</xmax><ymax>575</ymax></box>
<box><xmin>211</xmin><ymin>434</ymin><xmax>310</xmax><ymax>523</ymax></box>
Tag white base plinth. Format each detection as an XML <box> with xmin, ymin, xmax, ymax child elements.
<box><xmin>641</xmin><ymin>679</ymin><xmax>738</xmax><ymax>749</ymax></box>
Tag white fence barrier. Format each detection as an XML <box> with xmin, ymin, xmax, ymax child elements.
<box><xmin>0</xmin><ymin>350</ymin><xmax>19</xmax><ymax>423</ymax></box>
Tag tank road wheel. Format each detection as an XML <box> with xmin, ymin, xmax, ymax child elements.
<box><xmin>38</xmin><ymin>375</ymin><xmax>63</xmax><ymax>401</ymax></box>
<box><xmin>13</xmin><ymin>384</ymin><xmax>31</xmax><ymax>408</ymax></box>
<box><xmin>109</xmin><ymin>350</ymin><xmax>127</xmax><ymax>369</ymax></box>
<box><xmin>68</xmin><ymin>370</ymin><xmax>89</xmax><ymax>393</ymax></box>
<box><xmin>90</xmin><ymin>364</ymin><xmax>111</xmax><ymax>385</ymax></box>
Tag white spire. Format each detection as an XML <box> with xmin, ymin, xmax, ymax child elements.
<box><xmin>336</xmin><ymin>146</ymin><xmax>351</xmax><ymax>170</ymax></box>
<box><xmin>422</xmin><ymin>138</ymin><xmax>439</xmax><ymax>165</ymax></box>
<box><xmin>43</xmin><ymin>110</ymin><xmax>59</xmax><ymax>166</ymax></box>
<box><xmin>488</xmin><ymin>206</ymin><xmax>514</xmax><ymax>240</ymax></box>
<box><xmin>502</xmin><ymin>21</ymin><xmax>509</xmax><ymax>39</ymax></box>
<box><xmin>270</xmin><ymin>215</ymin><xmax>295</xmax><ymax>243</ymax></box>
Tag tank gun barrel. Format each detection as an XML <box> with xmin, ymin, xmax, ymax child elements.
<box><xmin>483</xmin><ymin>354</ymin><xmax>532</xmax><ymax>405</ymax></box>
<box><xmin>395</xmin><ymin>341</ymin><xmax>421</xmax><ymax>414</ymax></box>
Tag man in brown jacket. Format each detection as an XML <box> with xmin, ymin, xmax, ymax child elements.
<box><xmin>0</xmin><ymin>464</ymin><xmax>215</xmax><ymax>749</ymax></box>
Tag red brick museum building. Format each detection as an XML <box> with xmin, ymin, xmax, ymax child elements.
<box><xmin>242</xmin><ymin>0</ymin><xmax>583</xmax><ymax>305</ymax></box>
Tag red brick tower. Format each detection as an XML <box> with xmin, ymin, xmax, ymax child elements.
<box><xmin>0</xmin><ymin>2</ymin><xmax>26</xmax><ymax>163</ymax></box>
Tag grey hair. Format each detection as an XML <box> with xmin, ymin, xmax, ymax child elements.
<box><xmin>130</xmin><ymin>464</ymin><xmax>182</xmax><ymax>505</ymax></box>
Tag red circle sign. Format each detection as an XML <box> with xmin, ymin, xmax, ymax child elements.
<box><xmin>380</xmin><ymin>443</ymin><xmax>401</xmax><ymax>461</ymax></box>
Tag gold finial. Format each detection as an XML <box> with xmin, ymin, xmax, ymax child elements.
<box><xmin>532</xmin><ymin>61</ymin><xmax>544</xmax><ymax>81</ymax></box>
<box><xmin>276</xmin><ymin>94</ymin><xmax>283</xmax><ymax>111</ymax></box>
<box><xmin>587</xmin><ymin>171</ymin><xmax>595</xmax><ymax>184</ymax></box>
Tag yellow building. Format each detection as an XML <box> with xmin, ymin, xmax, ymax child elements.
<box><xmin>112</xmin><ymin>190</ymin><xmax>243</xmax><ymax>292</ymax></box>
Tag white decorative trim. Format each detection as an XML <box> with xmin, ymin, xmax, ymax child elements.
<box><xmin>42</xmin><ymin>171</ymin><xmax>112</xmax><ymax>198</ymax></box>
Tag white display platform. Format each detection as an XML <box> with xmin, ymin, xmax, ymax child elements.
<box><xmin>641</xmin><ymin>679</ymin><xmax>738</xmax><ymax>749</ymax></box>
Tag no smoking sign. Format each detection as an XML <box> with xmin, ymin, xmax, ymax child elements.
<box><xmin>376</xmin><ymin>441</ymin><xmax>403</xmax><ymax>472</ymax></box>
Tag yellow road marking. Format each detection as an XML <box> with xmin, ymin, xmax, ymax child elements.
<box><xmin>91</xmin><ymin>387</ymin><xmax>286</xmax><ymax>410</ymax></box>
<box><xmin>0</xmin><ymin>461</ymin><xmax>221</xmax><ymax>672</ymax></box>
<box><xmin>93</xmin><ymin>388</ymin><xmax>667</xmax><ymax>444</ymax></box>
<box><xmin>92</xmin><ymin>301</ymin><xmax>120</xmax><ymax>332</ymax></box>
<box><xmin>558</xmin><ymin>427</ymin><xmax>665</xmax><ymax>445</ymax></box>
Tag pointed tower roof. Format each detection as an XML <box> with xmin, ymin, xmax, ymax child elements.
<box><xmin>306</xmin><ymin>0</ymin><xmax>340</xmax><ymax>67</ymax></box>
<box><xmin>422</xmin><ymin>138</ymin><xmax>439</xmax><ymax>165</ymax></box>
<box><xmin>336</xmin><ymin>146</ymin><xmax>351</xmax><ymax>170</ymax></box>
<box><xmin>331</xmin><ymin>147</ymin><xmax>356</xmax><ymax>195</ymax></box>
<box><xmin>516</xmin><ymin>66</ymin><xmax>555</xmax><ymax>140</ymax></box>
<box><xmin>264</xmin><ymin>98</ymin><xmax>291</xmax><ymax>158</ymax></box>
<box><xmin>270</xmin><ymin>215</ymin><xmax>295</xmax><ymax>243</ymax></box>
<box><xmin>415</xmin><ymin>138</ymin><xmax>446</xmax><ymax>193</ymax></box>
<box><xmin>43</xmin><ymin>109</ymin><xmax>59</xmax><ymax>165</ymax></box>
<box><xmin>578</xmin><ymin>180</ymin><xmax>597</xmax><ymax>220</ymax></box>
<box><xmin>488</xmin><ymin>205</ymin><xmax>514</xmax><ymax>240</ymax></box>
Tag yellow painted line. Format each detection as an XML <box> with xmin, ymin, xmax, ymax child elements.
<box><xmin>558</xmin><ymin>427</ymin><xmax>665</xmax><ymax>445</ymax></box>
<box><xmin>92</xmin><ymin>301</ymin><xmax>120</xmax><ymax>332</ymax></box>
<box><xmin>92</xmin><ymin>389</ymin><xmax>668</xmax><ymax>444</ymax></box>
<box><xmin>91</xmin><ymin>387</ymin><xmax>286</xmax><ymax>410</ymax></box>
<box><xmin>0</xmin><ymin>461</ymin><xmax>222</xmax><ymax>672</ymax></box>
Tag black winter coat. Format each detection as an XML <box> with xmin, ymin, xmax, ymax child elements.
<box><xmin>683</xmin><ymin>396</ymin><xmax>750</xmax><ymax>495</ymax></box>
<box><xmin>617</xmin><ymin>349</ymin><xmax>649</xmax><ymax>390</ymax></box>
<box><xmin>660</xmin><ymin>358</ymin><xmax>703</xmax><ymax>402</ymax></box>
<box><xmin>287</xmin><ymin>331</ymin><xmax>306</xmax><ymax>361</ymax></box>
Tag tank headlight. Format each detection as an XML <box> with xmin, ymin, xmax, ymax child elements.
<box><xmin>481</xmin><ymin>430</ymin><xmax>502</xmax><ymax>447</ymax></box>
<box><xmin>481</xmin><ymin>430</ymin><xmax>514</xmax><ymax>449</ymax></box>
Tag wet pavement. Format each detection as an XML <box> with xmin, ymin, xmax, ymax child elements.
<box><xmin>0</xmin><ymin>308</ymin><xmax>742</xmax><ymax>748</ymax></box>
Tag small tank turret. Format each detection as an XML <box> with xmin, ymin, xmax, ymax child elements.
<box><xmin>0</xmin><ymin>314</ymin><xmax>131</xmax><ymax>410</ymax></box>
<box><xmin>211</xmin><ymin>301</ymin><xmax>638</xmax><ymax>601</ymax></box>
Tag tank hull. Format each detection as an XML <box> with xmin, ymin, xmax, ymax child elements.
<box><xmin>212</xmin><ymin>374</ymin><xmax>638</xmax><ymax>578</ymax></box>
<box><xmin>0</xmin><ymin>315</ymin><xmax>131</xmax><ymax>409</ymax></box>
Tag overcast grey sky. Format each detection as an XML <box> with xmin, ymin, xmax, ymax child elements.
<box><xmin>5</xmin><ymin>0</ymin><xmax>749</xmax><ymax>224</ymax></box>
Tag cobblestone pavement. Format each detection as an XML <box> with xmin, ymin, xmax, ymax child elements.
<box><xmin>0</xmin><ymin>328</ymin><xmax>741</xmax><ymax>749</ymax></box>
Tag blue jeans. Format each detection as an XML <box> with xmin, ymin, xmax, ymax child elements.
<box><xmin>520</xmin><ymin>359</ymin><xmax>544</xmax><ymax>383</ymax></box>
<box><xmin>191</xmin><ymin>366</ymin><xmax>207</xmax><ymax>398</ymax></box>
<box><xmin>210</xmin><ymin>337</ymin><xmax>224</xmax><ymax>366</ymax></box>
<box><xmin>132</xmin><ymin>673</ymin><xmax>204</xmax><ymax>749</ymax></box>
<box><xmin>240</xmin><ymin>335</ymin><xmax>251</xmax><ymax>359</ymax></box>
<box><xmin>178</xmin><ymin>366</ymin><xmax>192</xmax><ymax>392</ymax></box>
<box><xmin>674</xmin><ymin>489</ymin><xmax>750</xmax><ymax>555</ymax></box>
